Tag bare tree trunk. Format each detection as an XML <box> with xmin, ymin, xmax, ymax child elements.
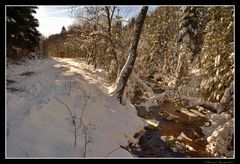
<box><xmin>113</xmin><ymin>6</ymin><xmax>148</xmax><ymax>104</ymax></box>
<box><xmin>105</xmin><ymin>6</ymin><xmax>116</xmax><ymax>36</ymax></box>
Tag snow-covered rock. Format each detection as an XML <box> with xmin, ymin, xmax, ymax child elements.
<box><xmin>206</xmin><ymin>118</ymin><xmax>234</xmax><ymax>157</ymax></box>
<box><xmin>201</xmin><ymin>113</ymin><xmax>234</xmax><ymax>157</ymax></box>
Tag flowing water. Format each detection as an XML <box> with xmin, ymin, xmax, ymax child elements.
<box><xmin>130</xmin><ymin>87</ymin><xmax>212</xmax><ymax>158</ymax></box>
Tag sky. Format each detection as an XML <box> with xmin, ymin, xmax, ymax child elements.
<box><xmin>34</xmin><ymin>6</ymin><xmax>157</xmax><ymax>37</ymax></box>
<box><xmin>34</xmin><ymin>6</ymin><xmax>74</xmax><ymax>37</ymax></box>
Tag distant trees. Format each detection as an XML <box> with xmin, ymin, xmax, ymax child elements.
<box><xmin>43</xmin><ymin>6</ymin><xmax>233</xmax><ymax>105</ymax></box>
<box><xmin>43</xmin><ymin>6</ymin><xmax>233</xmax><ymax>106</ymax></box>
<box><xmin>64</xmin><ymin>6</ymin><xmax>125</xmax><ymax>82</ymax></box>
<box><xmin>7</xmin><ymin>6</ymin><xmax>41</xmax><ymax>60</ymax></box>
<box><xmin>41</xmin><ymin>26</ymin><xmax>69</xmax><ymax>58</ymax></box>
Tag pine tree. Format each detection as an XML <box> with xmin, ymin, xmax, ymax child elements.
<box><xmin>199</xmin><ymin>7</ymin><xmax>233</xmax><ymax>102</ymax></box>
<box><xmin>61</xmin><ymin>26</ymin><xmax>67</xmax><ymax>34</ymax></box>
<box><xmin>7</xmin><ymin>6</ymin><xmax>41</xmax><ymax>59</ymax></box>
<box><xmin>175</xmin><ymin>6</ymin><xmax>201</xmax><ymax>86</ymax></box>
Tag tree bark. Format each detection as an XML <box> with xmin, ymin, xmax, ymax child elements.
<box><xmin>113</xmin><ymin>6</ymin><xmax>148</xmax><ymax>104</ymax></box>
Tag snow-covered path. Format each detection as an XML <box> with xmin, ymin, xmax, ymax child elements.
<box><xmin>6</xmin><ymin>57</ymin><xmax>144</xmax><ymax>158</ymax></box>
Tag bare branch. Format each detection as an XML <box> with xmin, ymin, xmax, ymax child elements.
<box><xmin>131</xmin><ymin>72</ymin><xmax>155</xmax><ymax>97</ymax></box>
<box><xmin>181</xmin><ymin>96</ymin><xmax>224</xmax><ymax>113</ymax></box>
<box><xmin>55</xmin><ymin>97</ymin><xmax>77</xmax><ymax>147</ymax></box>
<box><xmin>105</xmin><ymin>146</ymin><xmax>121</xmax><ymax>157</ymax></box>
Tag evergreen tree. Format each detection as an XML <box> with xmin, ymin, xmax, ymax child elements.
<box><xmin>7</xmin><ymin>6</ymin><xmax>41</xmax><ymax>59</ymax></box>
<box><xmin>199</xmin><ymin>7</ymin><xmax>233</xmax><ymax>102</ymax></box>
<box><xmin>175</xmin><ymin>6</ymin><xmax>201</xmax><ymax>86</ymax></box>
<box><xmin>61</xmin><ymin>26</ymin><xmax>67</xmax><ymax>34</ymax></box>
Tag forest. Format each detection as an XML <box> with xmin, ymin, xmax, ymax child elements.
<box><xmin>6</xmin><ymin>6</ymin><xmax>234</xmax><ymax>158</ymax></box>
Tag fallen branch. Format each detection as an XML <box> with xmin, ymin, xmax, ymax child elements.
<box><xmin>148</xmin><ymin>90</ymin><xmax>174</xmax><ymax>104</ymax></box>
<box><xmin>181</xmin><ymin>96</ymin><xmax>224</xmax><ymax>113</ymax></box>
<box><xmin>220</xmin><ymin>81</ymin><xmax>233</xmax><ymax>104</ymax></box>
<box><xmin>131</xmin><ymin>72</ymin><xmax>178</xmax><ymax>106</ymax></box>
<box><xmin>181</xmin><ymin>81</ymin><xmax>233</xmax><ymax>113</ymax></box>
<box><xmin>131</xmin><ymin>72</ymin><xmax>155</xmax><ymax>97</ymax></box>
<box><xmin>139</xmin><ymin>89</ymin><xmax>175</xmax><ymax>111</ymax></box>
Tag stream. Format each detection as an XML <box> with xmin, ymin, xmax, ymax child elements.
<box><xmin>129</xmin><ymin>87</ymin><xmax>213</xmax><ymax>158</ymax></box>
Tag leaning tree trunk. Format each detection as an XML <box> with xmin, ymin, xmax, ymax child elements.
<box><xmin>113</xmin><ymin>6</ymin><xmax>148</xmax><ymax>104</ymax></box>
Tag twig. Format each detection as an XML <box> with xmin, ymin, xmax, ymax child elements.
<box><xmin>56</xmin><ymin>84</ymin><xmax>93</xmax><ymax>156</ymax></box>
<box><xmin>76</xmin><ymin>89</ymin><xmax>90</xmax><ymax>157</ymax></box>
<box><xmin>55</xmin><ymin>97</ymin><xmax>77</xmax><ymax>147</ymax></box>
<box><xmin>72</xmin><ymin>116</ymin><xmax>88</xmax><ymax>157</ymax></box>
<box><xmin>68</xmin><ymin>76</ymin><xmax>73</xmax><ymax>96</ymax></box>
<box><xmin>105</xmin><ymin>146</ymin><xmax>121</xmax><ymax>157</ymax></box>
<box><xmin>69</xmin><ymin>85</ymin><xmax>90</xmax><ymax>157</ymax></box>
<box><xmin>19</xmin><ymin>145</ymin><xmax>29</xmax><ymax>157</ymax></box>
<box><xmin>78</xmin><ymin>86</ymin><xmax>91</xmax><ymax>119</ymax></box>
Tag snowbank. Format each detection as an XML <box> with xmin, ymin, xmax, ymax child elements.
<box><xmin>206</xmin><ymin>118</ymin><xmax>233</xmax><ymax>157</ymax></box>
<box><xmin>6</xmin><ymin>57</ymin><xmax>144</xmax><ymax>158</ymax></box>
<box><xmin>201</xmin><ymin>113</ymin><xmax>234</xmax><ymax>157</ymax></box>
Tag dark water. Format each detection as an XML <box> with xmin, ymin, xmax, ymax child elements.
<box><xmin>130</xmin><ymin>128</ymin><xmax>185</xmax><ymax>157</ymax></box>
<box><xmin>129</xmin><ymin>102</ymin><xmax>212</xmax><ymax>158</ymax></box>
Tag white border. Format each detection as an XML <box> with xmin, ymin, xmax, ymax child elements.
<box><xmin>5</xmin><ymin>5</ymin><xmax>235</xmax><ymax>159</ymax></box>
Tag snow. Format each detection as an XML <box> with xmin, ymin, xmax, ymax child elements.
<box><xmin>145</xmin><ymin>119</ymin><xmax>159</xmax><ymax>127</ymax></box>
<box><xmin>6</xmin><ymin>57</ymin><xmax>144</xmax><ymax>158</ymax></box>
<box><xmin>139</xmin><ymin>90</ymin><xmax>174</xmax><ymax>111</ymax></box>
<box><xmin>161</xmin><ymin>135</ymin><xmax>175</xmax><ymax>142</ymax></box>
<box><xmin>131</xmin><ymin>72</ymin><xmax>155</xmax><ymax>97</ymax></box>
<box><xmin>29</xmin><ymin>27</ymin><xmax>34</xmax><ymax>32</ymax></box>
<box><xmin>8</xmin><ymin>17</ymin><xmax>16</xmax><ymax>23</ymax></box>
<box><xmin>201</xmin><ymin>113</ymin><xmax>232</xmax><ymax>137</ymax></box>
<box><xmin>201</xmin><ymin>113</ymin><xmax>234</xmax><ymax>157</ymax></box>
<box><xmin>206</xmin><ymin>118</ymin><xmax>234</xmax><ymax>157</ymax></box>
<box><xmin>177</xmin><ymin>132</ymin><xmax>192</xmax><ymax>141</ymax></box>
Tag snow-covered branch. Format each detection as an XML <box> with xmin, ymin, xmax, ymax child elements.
<box><xmin>139</xmin><ymin>90</ymin><xmax>174</xmax><ymax>111</ymax></box>
<box><xmin>90</xmin><ymin>31</ymin><xmax>116</xmax><ymax>48</ymax></box>
<box><xmin>181</xmin><ymin>96</ymin><xmax>224</xmax><ymax>113</ymax></box>
<box><xmin>131</xmin><ymin>72</ymin><xmax>155</xmax><ymax>97</ymax></box>
<box><xmin>220</xmin><ymin>81</ymin><xmax>233</xmax><ymax>104</ymax></box>
<box><xmin>181</xmin><ymin>81</ymin><xmax>233</xmax><ymax>113</ymax></box>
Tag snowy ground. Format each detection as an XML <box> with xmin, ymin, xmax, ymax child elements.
<box><xmin>6</xmin><ymin>57</ymin><xmax>144</xmax><ymax>158</ymax></box>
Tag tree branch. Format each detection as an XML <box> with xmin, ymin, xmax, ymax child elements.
<box><xmin>55</xmin><ymin>97</ymin><xmax>77</xmax><ymax>147</ymax></box>
<box><xmin>105</xmin><ymin>146</ymin><xmax>121</xmax><ymax>157</ymax></box>
<box><xmin>131</xmin><ymin>72</ymin><xmax>155</xmax><ymax>97</ymax></box>
<box><xmin>181</xmin><ymin>81</ymin><xmax>233</xmax><ymax>113</ymax></box>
